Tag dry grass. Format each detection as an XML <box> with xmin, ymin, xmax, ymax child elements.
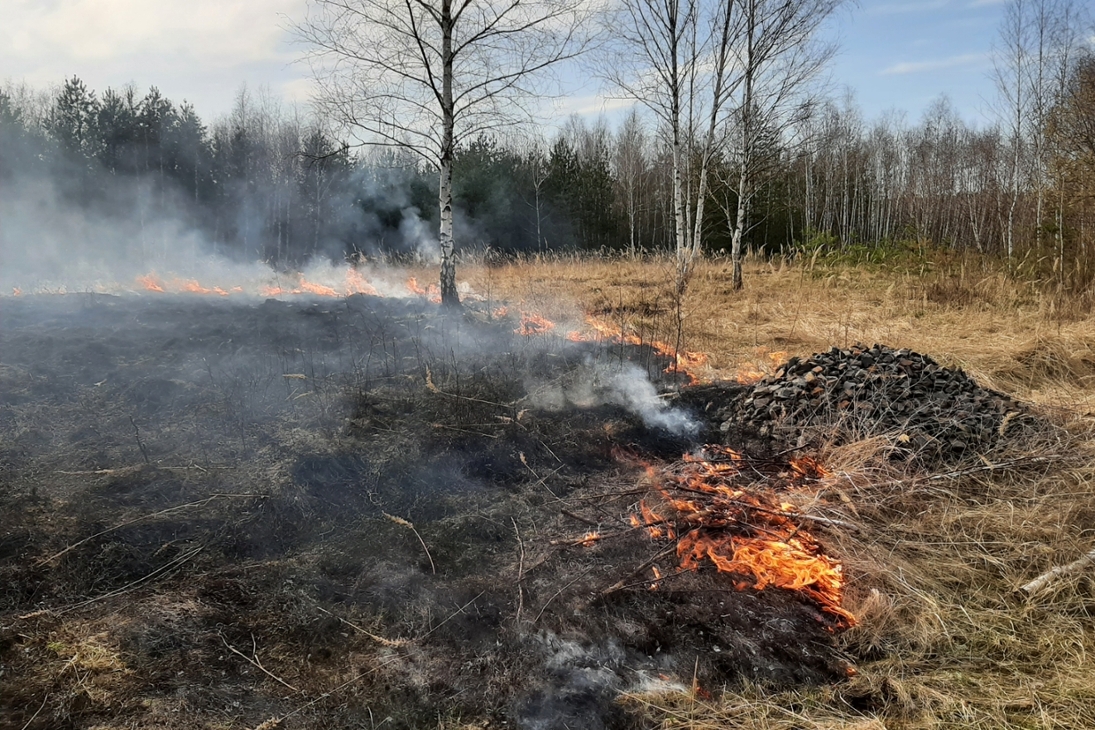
<box><xmin>455</xmin><ymin>252</ymin><xmax>1095</xmax><ymax>729</ymax></box>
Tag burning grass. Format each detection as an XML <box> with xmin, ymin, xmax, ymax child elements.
<box><xmin>460</xmin><ymin>252</ymin><xmax>1095</xmax><ymax>729</ymax></box>
<box><xmin>3</xmin><ymin>253</ymin><xmax>1095</xmax><ymax>728</ymax></box>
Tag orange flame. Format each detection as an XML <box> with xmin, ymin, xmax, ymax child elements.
<box><xmin>12</xmin><ymin>287</ymin><xmax>23</xmax><ymax>297</ymax></box>
<box><xmin>733</xmin><ymin>348</ymin><xmax>788</xmax><ymax>384</ymax></box>
<box><xmin>406</xmin><ymin>277</ymin><xmax>442</xmax><ymax>303</ymax></box>
<box><xmin>579</xmin><ymin>531</ymin><xmax>602</xmax><ymax>546</ymax></box>
<box><xmin>630</xmin><ymin>446</ymin><xmax>854</xmax><ymax>627</ymax></box>
<box><xmin>136</xmin><ymin>274</ymin><xmax>166</xmax><ymax>292</ymax></box>
<box><xmin>581</xmin><ymin>315</ymin><xmax>707</xmax><ymax>384</ymax></box>
<box><xmin>515</xmin><ymin>313</ymin><xmax>556</xmax><ymax>336</ymax></box>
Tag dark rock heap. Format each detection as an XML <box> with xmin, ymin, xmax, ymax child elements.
<box><xmin>719</xmin><ymin>343</ymin><xmax>1029</xmax><ymax>461</ymax></box>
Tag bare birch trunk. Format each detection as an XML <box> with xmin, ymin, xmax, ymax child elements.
<box><xmin>439</xmin><ymin>0</ymin><xmax>459</xmax><ymax>307</ymax></box>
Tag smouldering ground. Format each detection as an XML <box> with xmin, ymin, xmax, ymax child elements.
<box><xmin>459</xmin><ymin>253</ymin><xmax>1095</xmax><ymax>729</ymax></box>
<box><xmin>4</xmin><ymin>253</ymin><xmax>1095</xmax><ymax>729</ymax></box>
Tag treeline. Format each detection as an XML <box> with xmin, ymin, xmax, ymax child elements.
<box><xmin>2</xmin><ymin>40</ymin><xmax>1094</xmax><ymax>281</ymax></box>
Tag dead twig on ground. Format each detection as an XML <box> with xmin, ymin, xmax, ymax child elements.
<box><xmin>560</xmin><ymin>508</ymin><xmax>600</xmax><ymax>526</ymax></box>
<box><xmin>220</xmin><ymin>633</ymin><xmax>300</xmax><ymax>693</ymax></box>
<box><xmin>23</xmin><ymin>545</ymin><xmax>205</xmax><ymax>617</ymax></box>
<box><xmin>417</xmin><ymin>591</ymin><xmax>487</xmax><ymax>640</ymax></box>
<box><xmin>248</xmin><ymin>656</ymin><xmax>403</xmax><ymax>730</ymax></box>
<box><xmin>315</xmin><ymin>606</ymin><xmax>408</xmax><ymax>647</ymax></box>
<box><xmin>129</xmin><ymin>416</ymin><xmax>150</xmax><ymax>464</ymax></box>
<box><xmin>532</xmin><ymin>569</ymin><xmax>592</xmax><ymax>624</ymax></box>
<box><xmin>19</xmin><ymin>692</ymin><xmax>49</xmax><ymax>730</ymax></box>
<box><xmin>37</xmin><ymin>494</ymin><xmax>264</xmax><ymax>566</ymax></box>
<box><xmin>512</xmin><ymin>517</ymin><xmax>525</xmax><ymax>626</ymax></box>
<box><xmin>1020</xmin><ymin>545</ymin><xmax>1095</xmax><ymax>595</ymax></box>
<box><xmin>601</xmin><ymin>544</ymin><xmax>680</xmax><ymax>596</ymax></box>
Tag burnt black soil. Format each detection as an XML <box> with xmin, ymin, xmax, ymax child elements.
<box><xmin>0</xmin><ymin>293</ymin><xmax>851</xmax><ymax>730</ymax></box>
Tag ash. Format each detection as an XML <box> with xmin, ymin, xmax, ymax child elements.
<box><xmin>1</xmin><ymin>293</ymin><xmax>850</xmax><ymax>729</ymax></box>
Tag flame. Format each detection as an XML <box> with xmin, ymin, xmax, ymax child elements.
<box><xmin>629</xmin><ymin>445</ymin><xmax>854</xmax><ymax>627</ymax></box>
<box><xmin>579</xmin><ymin>531</ymin><xmax>602</xmax><ymax>546</ymax></box>
<box><xmin>581</xmin><ymin>315</ymin><xmax>707</xmax><ymax>384</ymax></box>
<box><xmin>492</xmin><ymin>306</ymin><xmax>509</xmax><ymax>319</ymax></box>
<box><xmin>136</xmin><ymin>274</ymin><xmax>166</xmax><ymax>292</ymax></box>
<box><xmin>733</xmin><ymin>348</ymin><xmax>788</xmax><ymax>384</ymax></box>
<box><xmin>515</xmin><ymin>313</ymin><xmax>556</xmax><ymax>336</ymax></box>
<box><xmin>131</xmin><ymin>267</ymin><xmax>390</xmax><ymax>299</ymax></box>
<box><xmin>406</xmin><ymin>277</ymin><xmax>442</xmax><ymax>303</ymax></box>
<box><xmin>179</xmin><ymin>279</ymin><xmax>229</xmax><ymax>296</ymax></box>
<box><xmin>12</xmin><ymin>287</ymin><xmax>23</xmax><ymax>296</ymax></box>
<box><xmin>345</xmin><ymin>268</ymin><xmax>380</xmax><ymax>296</ymax></box>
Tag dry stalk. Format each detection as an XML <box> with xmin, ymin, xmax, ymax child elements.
<box><xmin>38</xmin><ymin>494</ymin><xmax>264</xmax><ymax>566</ymax></box>
<box><xmin>220</xmin><ymin>633</ymin><xmax>300</xmax><ymax>693</ymax></box>
<box><xmin>247</xmin><ymin>656</ymin><xmax>403</xmax><ymax>730</ymax></box>
<box><xmin>382</xmin><ymin>512</ymin><xmax>436</xmax><ymax>574</ymax></box>
<box><xmin>512</xmin><ymin>517</ymin><xmax>525</xmax><ymax>626</ymax></box>
<box><xmin>21</xmin><ymin>545</ymin><xmax>205</xmax><ymax>618</ymax></box>
<box><xmin>315</xmin><ymin>606</ymin><xmax>408</xmax><ymax>647</ymax></box>
<box><xmin>18</xmin><ymin>692</ymin><xmax>49</xmax><ymax>730</ymax></box>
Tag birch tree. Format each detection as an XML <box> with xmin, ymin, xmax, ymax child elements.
<box><xmin>299</xmin><ymin>0</ymin><xmax>588</xmax><ymax>306</ymax></box>
<box><xmin>721</xmin><ymin>0</ymin><xmax>840</xmax><ymax>289</ymax></box>
<box><xmin>605</xmin><ymin>0</ymin><xmax>741</xmax><ymax>293</ymax></box>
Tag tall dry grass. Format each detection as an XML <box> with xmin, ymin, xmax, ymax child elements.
<box><xmin>456</xmin><ymin>252</ymin><xmax>1095</xmax><ymax>729</ymax></box>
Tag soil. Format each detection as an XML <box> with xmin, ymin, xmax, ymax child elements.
<box><xmin>0</xmin><ymin>293</ymin><xmax>852</xmax><ymax>729</ymax></box>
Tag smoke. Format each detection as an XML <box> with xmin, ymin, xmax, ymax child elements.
<box><xmin>529</xmin><ymin>360</ymin><xmax>699</xmax><ymax>436</ymax></box>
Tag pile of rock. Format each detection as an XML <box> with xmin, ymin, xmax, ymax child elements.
<box><xmin>720</xmin><ymin>344</ymin><xmax>1029</xmax><ymax>461</ymax></box>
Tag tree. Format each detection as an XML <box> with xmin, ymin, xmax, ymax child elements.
<box><xmin>299</xmin><ymin>0</ymin><xmax>589</xmax><ymax>306</ymax></box>
<box><xmin>721</xmin><ymin>0</ymin><xmax>840</xmax><ymax>289</ymax></box>
<box><xmin>47</xmin><ymin>76</ymin><xmax>100</xmax><ymax>162</ymax></box>
<box><xmin>606</xmin><ymin>0</ymin><xmax>741</xmax><ymax>290</ymax></box>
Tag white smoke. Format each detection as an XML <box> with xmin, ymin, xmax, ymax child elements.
<box><xmin>528</xmin><ymin>360</ymin><xmax>699</xmax><ymax>436</ymax></box>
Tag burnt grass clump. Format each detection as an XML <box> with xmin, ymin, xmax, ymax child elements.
<box><xmin>2</xmin><ymin>293</ymin><xmax>870</xmax><ymax>729</ymax></box>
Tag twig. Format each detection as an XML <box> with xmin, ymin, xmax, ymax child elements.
<box><xmin>382</xmin><ymin>512</ymin><xmax>435</xmax><ymax>574</ymax></box>
<box><xmin>1020</xmin><ymin>546</ymin><xmax>1095</xmax><ymax>595</ymax></box>
<box><xmin>417</xmin><ymin>591</ymin><xmax>486</xmax><ymax>640</ymax></box>
<box><xmin>533</xmin><ymin>570</ymin><xmax>592</xmax><ymax>624</ymax></box>
<box><xmin>37</xmin><ymin>494</ymin><xmax>264</xmax><ymax>566</ymax></box>
<box><xmin>248</xmin><ymin>657</ymin><xmax>402</xmax><ymax>730</ymax></box>
<box><xmin>560</xmin><ymin>509</ymin><xmax>600</xmax><ymax>526</ymax></box>
<box><xmin>19</xmin><ymin>692</ymin><xmax>49</xmax><ymax>730</ymax></box>
<box><xmin>220</xmin><ymin>633</ymin><xmax>300</xmax><ymax>693</ymax></box>
<box><xmin>666</xmin><ymin>485</ymin><xmax>857</xmax><ymax>529</ymax></box>
<box><xmin>617</xmin><ymin>568</ymin><xmax>691</xmax><ymax>592</ymax></box>
<box><xmin>315</xmin><ymin>606</ymin><xmax>407</xmax><ymax>647</ymax></box>
<box><xmin>129</xmin><ymin>416</ymin><xmax>150</xmax><ymax>464</ymax></box>
<box><xmin>25</xmin><ymin>545</ymin><xmax>205</xmax><ymax>617</ymax></box>
<box><xmin>512</xmin><ymin>517</ymin><xmax>525</xmax><ymax>626</ymax></box>
<box><xmin>601</xmin><ymin>544</ymin><xmax>680</xmax><ymax>596</ymax></box>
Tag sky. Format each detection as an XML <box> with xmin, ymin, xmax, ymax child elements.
<box><xmin>0</xmin><ymin>0</ymin><xmax>1013</xmax><ymax>129</ymax></box>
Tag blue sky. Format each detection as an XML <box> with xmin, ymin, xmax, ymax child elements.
<box><xmin>832</xmin><ymin>0</ymin><xmax>1005</xmax><ymax>125</ymax></box>
<box><xmin>1</xmin><ymin>0</ymin><xmax>1009</xmax><ymax>128</ymax></box>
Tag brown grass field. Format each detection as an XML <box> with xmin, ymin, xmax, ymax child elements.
<box><xmin>454</xmin><ymin>252</ymin><xmax>1095</xmax><ymax>729</ymax></box>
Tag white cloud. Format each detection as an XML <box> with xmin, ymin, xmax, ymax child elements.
<box><xmin>867</xmin><ymin>0</ymin><xmax>949</xmax><ymax>15</ymax></box>
<box><xmin>0</xmin><ymin>0</ymin><xmax>310</xmax><ymax>116</ymax></box>
<box><xmin>880</xmin><ymin>52</ymin><xmax>989</xmax><ymax>75</ymax></box>
<box><xmin>3</xmin><ymin>0</ymin><xmax>305</xmax><ymax>66</ymax></box>
<box><xmin>552</xmin><ymin>94</ymin><xmax>637</xmax><ymax>118</ymax></box>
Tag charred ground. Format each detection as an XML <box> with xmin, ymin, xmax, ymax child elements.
<box><xmin>0</xmin><ymin>293</ymin><xmax>852</xmax><ymax>729</ymax></box>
